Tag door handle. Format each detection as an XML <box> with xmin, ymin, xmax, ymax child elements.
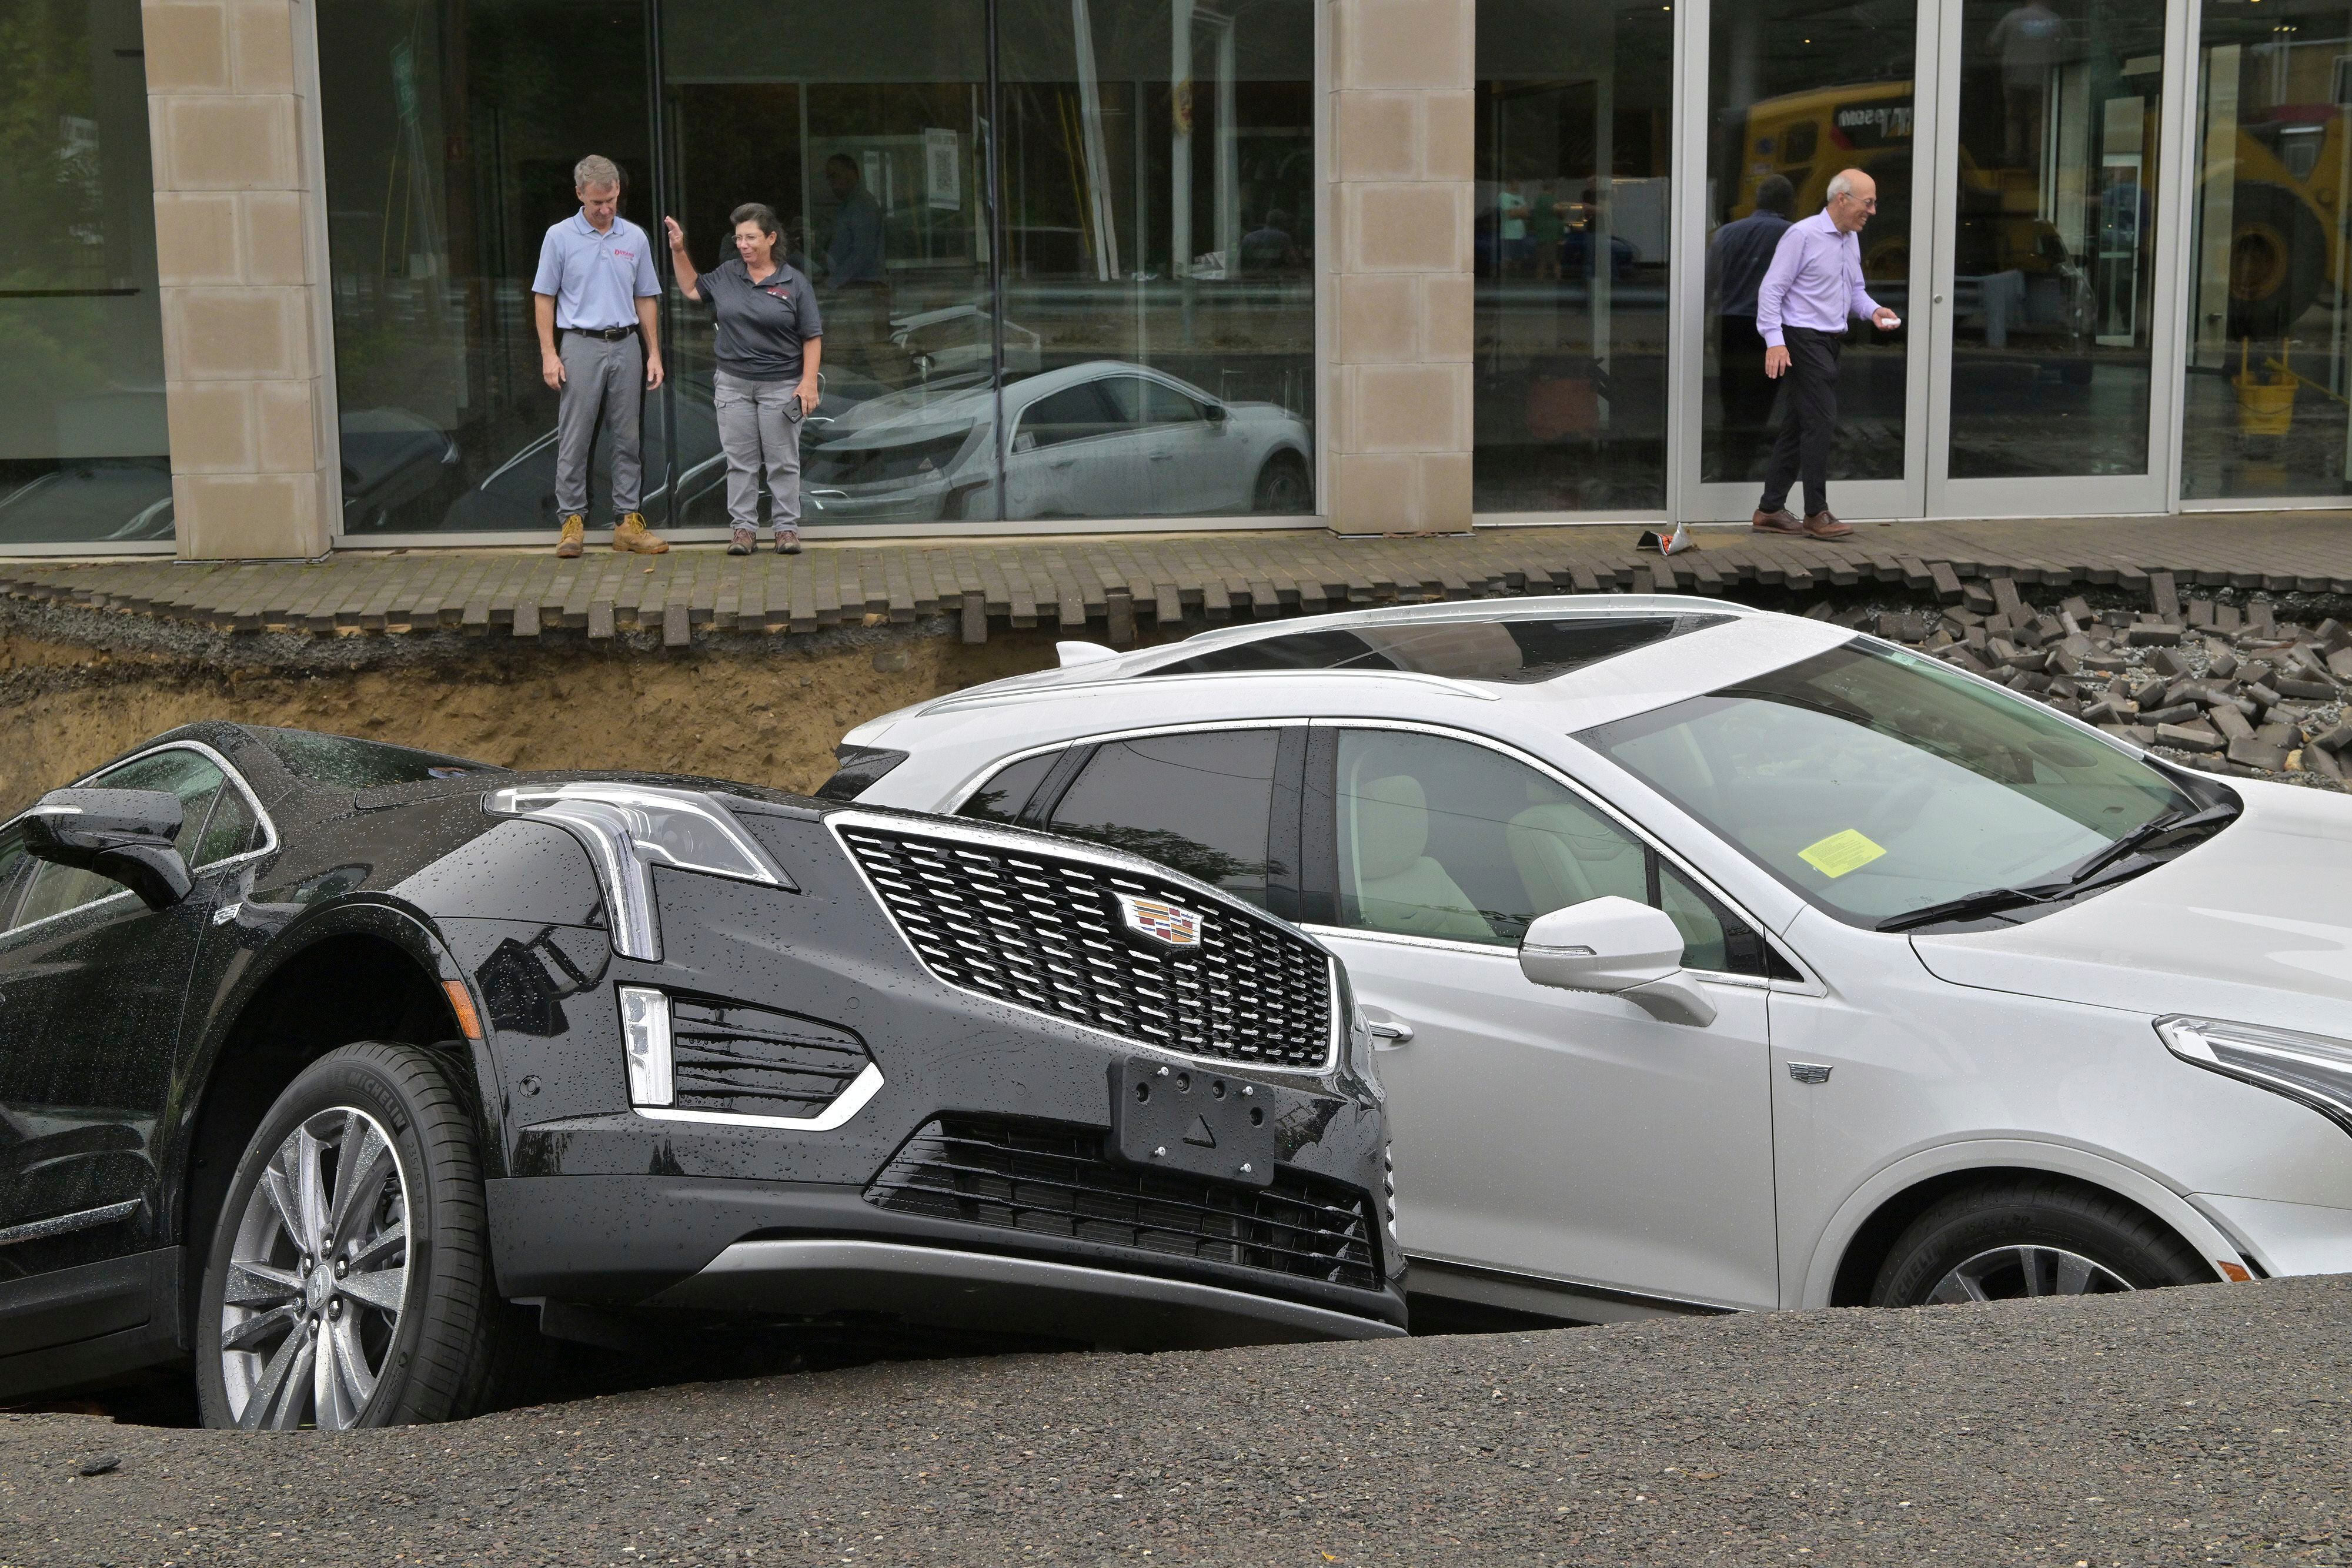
<box><xmin>1149</xmin><ymin>452</ymin><xmax>1175</xmax><ymax>461</ymax></box>
<box><xmin>1364</xmin><ymin>1018</ymin><xmax>1414</xmax><ymax>1049</ymax></box>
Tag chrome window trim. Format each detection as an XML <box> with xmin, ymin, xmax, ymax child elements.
<box><xmin>940</xmin><ymin>717</ymin><xmax>1303</xmax><ymax>817</ymax></box>
<box><xmin>0</xmin><ymin>738</ymin><xmax>280</xmax><ymax>942</ymax></box>
<box><xmin>1299</xmin><ymin>922</ymin><xmax>1777</xmax><ymax>988</ymax></box>
<box><xmin>634</xmin><ymin>1061</ymin><xmax>888</xmax><ymax>1133</ymax></box>
<box><xmin>1306</xmin><ymin>717</ymin><xmax>1814</xmax><ymax>988</ymax></box>
<box><xmin>824</xmin><ymin>808</ymin><xmax>1341</xmax><ymax>1075</ymax></box>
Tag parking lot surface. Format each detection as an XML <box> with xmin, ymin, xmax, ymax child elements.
<box><xmin>5</xmin><ymin>1275</ymin><xmax>2348</xmax><ymax>1566</ymax></box>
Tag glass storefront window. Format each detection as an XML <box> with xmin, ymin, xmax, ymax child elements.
<box><xmin>1702</xmin><ymin>0</ymin><xmax>1916</xmax><ymax>489</ymax></box>
<box><xmin>316</xmin><ymin>0</ymin><xmax>1312</xmax><ymax>537</ymax></box>
<box><xmin>0</xmin><ymin>0</ymin><xmax>171</xmax><ymax>547</ymax></box>
<box><xmin>994</xmin><ymin>0</ymin><xmax>1316</xmax><ymax>520</ymax></box>
<box><xmin>318</xmin><ymin>0</ymin><xmax>656</xmax><ymax>535</ymax></box>
<box><xmin>2183</xmin><ymin>0</ymin><xmax>2352</xmax><ymax>499</ymax></box>
<box><xmin>1473</xmin><ymin>0</ymin><xmax>1675</xmax><ymax>513</ymax></box>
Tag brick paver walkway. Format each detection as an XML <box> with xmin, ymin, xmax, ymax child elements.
<box><xmin>5</xmin><ymin>513</ymin><xmax>2350</xmax><ymax>648</ymax></box>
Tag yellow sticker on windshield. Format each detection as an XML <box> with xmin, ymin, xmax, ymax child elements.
<box><xmin>1798</xmin><ymin>828</ymin><xmax>1886</xmax><ymax>880</ymax></box>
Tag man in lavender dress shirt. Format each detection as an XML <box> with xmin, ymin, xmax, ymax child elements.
<box><xmin>1753</xmin><ymin>168</ymin><xmax>1902</xmax><ymax>539</ymax></box>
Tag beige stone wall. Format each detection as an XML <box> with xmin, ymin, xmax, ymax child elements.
<box><xmin>146</xmin><ymin>0</ymin><xmax>336</xmax><ymax>560</ymax></box>
<box><xmin>1321</xmin><ymin>0</ymin><xmax>1475</xmax><ymax>536</ymax></box>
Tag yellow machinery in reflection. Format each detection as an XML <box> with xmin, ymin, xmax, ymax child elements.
<box><xmin>1726</xmin><ymin>78</ymin><xmax>2097</xmax><ymax>361</ymax></box>
<box><xmin>1730</xmin><ymin>71</ymin><xmax>2350</xmax><ymax>347</ymax></box>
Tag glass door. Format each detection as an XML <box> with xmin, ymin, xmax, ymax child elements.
<box><xmin>1924</xmin><ymin>0</ymin><xmax>2179</xmax><ymax>513</ymax></box>
<box><xmin>1675</xmin><ymin>0</ymin><xmax>2181</xmax><ymax>520</ymax></box>
<box><xmin>1678</xmin><ymin>0</ymin><xmax>1936</xmax><ymax>521</ymax></box>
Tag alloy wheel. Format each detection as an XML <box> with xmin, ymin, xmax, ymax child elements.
<box><xmin>1926</xmin><ymin>1243</ymin><xmax>2132</xmax><ymax>1305</ymax></box>
<box><xmin>218</xmin><ymin>1106</ymin><xmax>412</xmax><ymax>1430</ymax></box>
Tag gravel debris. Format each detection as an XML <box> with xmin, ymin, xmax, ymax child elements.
<box><xmin>4</xmin><ymin>1277</ymin><xmax>2348</xmax><ymax>1564</ymax></box>
<box><xmin>1829</xmin><ymin>581</ymin><xmax>2351</xmax><ymax>791</ymax></box>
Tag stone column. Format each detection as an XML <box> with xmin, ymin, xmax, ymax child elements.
<box><xmin>1321</xmin><ymin>0</ymin><xmax>1475</xmax><ymax>535</ymax></box>
<box><xmin>145</xmin><ymin>0</ymin><xmax>336</xmax><ymax>559</ymax></box>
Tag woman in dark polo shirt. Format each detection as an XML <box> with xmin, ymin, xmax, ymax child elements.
<box><xmin>662</xmin><ymin>203</ymin><xmax>823</xmax><ymax>554</ymax></box>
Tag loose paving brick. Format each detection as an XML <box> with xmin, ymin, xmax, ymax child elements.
<box><xmin>8</xmin><ymin>513</ymin><xmax>2352</xmax><ymax>650</ymax></box>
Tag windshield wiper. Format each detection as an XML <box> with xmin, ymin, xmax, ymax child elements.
<box><xmin>2060</xmin><ymin>800</ymin><xmax>2239</xmax><ymax>887</ymax></box>
<box><xmin>1876</xmin><ymin>885</ymin><xmax>2068</xmax><ymax>932</ymax></box>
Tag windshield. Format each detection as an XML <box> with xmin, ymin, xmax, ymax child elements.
<box><xmin>256</xmin><ymin>728</ymin><xmax>501</xmax><ymax>789</ymax></box>
<box><xmin>1578</xmin><ymin>641</ymin><xmax>2200</xmax><ymax>927</ymax></box>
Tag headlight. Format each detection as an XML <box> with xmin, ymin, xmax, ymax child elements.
<box><xmin>487</xmin><ymin>783</ymin><xmax>791</xmax><ymax>961</ymax></box>
<box><xmin>2158</xmin><ymin>1015</ymin><xmax>2352</xmax><ymax>1136</ymax></box>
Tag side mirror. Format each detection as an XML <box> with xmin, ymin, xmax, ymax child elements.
<box><xmin>1517</xmin><ymin>895</ymin><xmax>1717</xmax><ymax>1028</ymax></box>
<box><xmin>1204</xmin><ymin>402</ymin><xmax>1229</xmax><ymax>425</ymax></box>
<box><xmin>19</xmin><ymin>788</ymin><xmax>194</xmax><ymax>911</ymax></box>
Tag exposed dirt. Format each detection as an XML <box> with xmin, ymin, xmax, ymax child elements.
<box><xmin>0</xmin><ymin>620</ymin><xmax>1067</xmax><ymax>814</ymax></box>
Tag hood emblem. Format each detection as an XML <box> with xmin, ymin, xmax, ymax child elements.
<box><xmin>1111</xmin><ymin>892</ymin><xmax>1205</xmax><ymax>950</ymax></box>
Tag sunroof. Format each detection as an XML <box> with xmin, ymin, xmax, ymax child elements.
<box><xmin>1146</xmin><ymin>613</ymin><xmax>1732</xmax><ymax>686</ymax></box>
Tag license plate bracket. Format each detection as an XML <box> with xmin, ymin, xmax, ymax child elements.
<box><xmin>1110</xmin><ymin>1057</ymin><xmax>1298</xmax><ymax>1187</ymax></box>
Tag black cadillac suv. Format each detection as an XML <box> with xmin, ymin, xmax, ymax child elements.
<box><xmin>0</xmin><ymin>723</ymin><xmax>1403</xmax><ymax>1429</ymax></box>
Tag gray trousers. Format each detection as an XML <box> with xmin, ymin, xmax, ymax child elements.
<box><xmin>713</xmin><ymin>369</ymin><xmax>804</xmax><ymax>532</ymax></box>
<box><xmin>555</xmin><ymin>331</ymin><xmax>644</xmax><ymax>516</ymax></box>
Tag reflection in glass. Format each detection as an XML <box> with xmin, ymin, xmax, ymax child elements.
<box><xmin>993</xmin><ymin>0</ymin><xmax>1316</xmax><ymax>520</ymax></box>
<box><xmin>2182</xmin><ymin>0</ymin><xmax>2352</xmax><ymax>499</ymax></box>
<box><xmin>1703</xmin><ymin>0</ymin><xmax>1915</xmax><ymax>486</ymax></box>
<box><xmin>660</xmin><ymin>7</ymin><xmax>1000</xmax><ymax>523</ymax></box>
<box><xmin>0</xmin><ymin>0</ymin><xmax>171</xmax><ymax>546</ymax></box>
<box><xmin>1946</xmin><ymin>0</ymin><xmax>2163</xmax><ymax>477</ymax></box>
<box><xmin>1047</xmin><ymin>731</ymin><xmax>1279</xmax><ymax>902</ymax></box>
<box><xmin>1473</xmin><ymin>0</ymin><xmax>1674</xmax><ymax>512</ymax></box>
<box><xmin>318</xmin><ymin>0</ymin><xmax>656</xmax><ymax>534</ymax></box>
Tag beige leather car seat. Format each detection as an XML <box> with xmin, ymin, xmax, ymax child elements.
<box><xmin>1348</xmin><ymin>774</ymin><xmax>1494</xmax><ymax>941</ymax></box>
<box><xmin>1505</xmin><ymin>801</ymin><xmax>1648</xmax><ymax>917</ymax></box>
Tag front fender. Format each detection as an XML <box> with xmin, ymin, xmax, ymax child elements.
<box><xmin>163</xmin><ymin>895</ymin><xmax>506</xmax><ymax>1243</ymax></box>
<box><xmin>1799</xmin><ymin>1137</ymin><xmax>2245</xmax><ymax>1308</ymax></box>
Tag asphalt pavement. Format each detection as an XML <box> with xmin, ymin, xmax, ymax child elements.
<box><xmin>5</xmin><ymin>1275</ymin><xmax>2348</xmax><ymax>1566</ymax></box>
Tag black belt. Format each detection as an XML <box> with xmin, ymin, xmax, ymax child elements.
<box><xmin>569</xmin><ymin>325</ymin><xmax>637</xmax><ymax>341</ymax></box>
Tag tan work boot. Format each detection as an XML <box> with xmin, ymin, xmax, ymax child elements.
<box><xmin>612</xmin><ymin>511</ymin><xmax>669</xmax><ymax>554</ymax></box>
<box><xmin>556</xmin><ymin>514</ymin><xmax>586</xmax><ymax>557</ymax></box>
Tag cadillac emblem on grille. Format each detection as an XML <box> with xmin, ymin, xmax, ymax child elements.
<box><xmin>1110</xmin><ymin>891</ymin><xmax>1205</xmax><ymax>950</ymax></box>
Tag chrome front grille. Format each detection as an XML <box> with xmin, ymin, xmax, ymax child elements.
<box><xmin>866</xmin><ymin>1115</ymin><xmax>1380</xmax><ymax>1290</ymax></box>
<box><xmin>838</xmin><ymin>823</ymin><xmax>1335</xmax><ymax>1069</ymax></box>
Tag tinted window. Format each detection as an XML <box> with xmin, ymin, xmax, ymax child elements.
<box><xmin>1153</xmin><ymin>614</ymin><xmax>1728</xmax><ymax>684</ymax></box>
<box><xmin>1044</xmin><ymin>731</ymin><xmax>1279</xmax><ymax>906</ymax></box>
<box><xmin>256</xmin><ymin>728</ymin><xmax>496</xmax><ymax>789</ymax></box>
<box><xmin>1142</xmin><ymin>381</ymin><xmax>1206</xmax><ymax>424</ymax></box>
<box><xmin>1330</xmin><ymin>728</ymin><xmax>1771</xmax><ymax>975</ymax></box>
<box><xmin>957</xmin><ymin>752</ymin><xmax>1059</xmax><ymax>824</ymax></box>
<box><xmin>0</xmin><ymin>828</ymin><xmax>30</xmax><ymax>933</ymax></box>
<box><xmin>193</xmin><ymin>781</ymin><xmax>259</xmax><ymax>866</ymax></box>
<box><xmin>1017</xmin><ymin>383</ymin><xmax>1120</xmax><ymax>450</ymax></box>
<box><xmin>14</xmin><ymin>748</ymin><xmax>226</xmax><ymax>927</ymax></box>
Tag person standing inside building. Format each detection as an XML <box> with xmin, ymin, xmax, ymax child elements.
<box><xmin>1752</xmin><ymin>168</ymin><xmax>1899</xmax><ymax>539</ymax></box>
<box><xmin>533</xmin><ymin>154</ymin><xmax>668</xmax><ymax>557</ymax></box>
<box><xmin>664</xmin><ymin>205</ymin><xmax>824</xmax><ymax>555</ymax></box>
<box><xmin>821</xmin><ymin>155</ymin><xmax>888</xmax><ymax>377</ymax></box>
<box><xmin>1707</xmin><ymin>174</ymin><xmax>1795</xmax><ymax>481</ymax></box>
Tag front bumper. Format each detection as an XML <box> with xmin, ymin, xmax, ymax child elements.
<box><xmin>2197</xmin><ymin>1192</ymin><xmax>2352</xmax><ymax>1278</ymax></box>
<box><xmin>486</xmin><ymin>1174</ymin><xmax>1409</xmax><ymax>1348</ymax></box>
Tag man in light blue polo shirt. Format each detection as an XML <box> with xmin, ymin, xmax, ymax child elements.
<box><xmin>532</xmin><ymin>154</ymin><xmax>669</xmax><ymax>556</ymax></box>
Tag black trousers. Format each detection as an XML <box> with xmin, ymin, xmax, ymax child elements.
<box><xmin>1715</xmin><ymin>315</ymin><xmax>1779</xmax><ymax>480</ymax></box>
<box><xmin>1758</xmin><ymin>325</ymin><xmax>1843</xmax><ymax>519</ymax></box>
